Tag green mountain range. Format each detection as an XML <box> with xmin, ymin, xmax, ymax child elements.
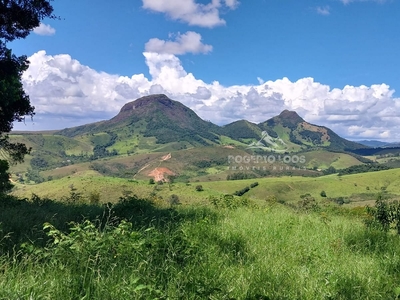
<box><xmin>54</xmin><ymin>94</ymin><xmax>364</xmax><ymax>151</ymax></box>
<box><xmin>10</xmin><ymin>94</ymin><xmax>370</xmax><ymax>182</ymax></box>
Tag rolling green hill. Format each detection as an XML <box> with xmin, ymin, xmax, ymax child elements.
<box><xmin>11</xmin><ymin>168</ymin><xmax>400</xmax><ymax>207</ymax></box>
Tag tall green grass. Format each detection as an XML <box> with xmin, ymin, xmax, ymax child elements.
<box><xmin>1</xmin><ymin>194</ymin><xmax>400</xmax><ymax>299</ymax></box>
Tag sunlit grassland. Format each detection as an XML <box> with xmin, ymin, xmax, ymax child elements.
<box><xmin>301</xmin><ymin>150</ymin><xmax>363</xmax><ymax>170</ymax></box>
<box><xmin>1</xmin><ymin>198</ymin><xmax>400</xmax><ymax>299</ymax></box>
<box><xmin>10</xmin><ymin>169</ymin><xmax>400</xmax><ymax>207</ymax></box>
<box><xmin>219</xmin><ymin>135</ymin><xmax>248</xmax><ymax>146</ymax></box>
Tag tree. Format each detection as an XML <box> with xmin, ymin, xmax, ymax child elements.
<box><xmin>0</xmin><ymin>0</ymin><xmax>56</xmax><ymax>191</ymax></box>
<box><xmin>0</xmin><ymin>46</ymin><xmax>33</xmax><ymax>162</ymax></box>
<box><xmin>0</xmin><ymin>159</ymin><xmax>12</xmax><ymax>193</ymax></box>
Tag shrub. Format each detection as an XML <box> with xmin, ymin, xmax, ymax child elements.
<box><xmin>209</xmin><ymin>194</ymin><xmax>254</xmax><ymax>209</ymax></box>
<box><xmin>320</xmin><ymin>190</ymin><xmax>327</xmax><ymax>197</ymax></box>
<box><xmin>168</xmin><ymin>194</ymin><xmax>180</xmax><ymax>206</ymax></box>
<box><xmin>250</xmin><ymin>182</ymin><xmax>259</xmax><ymax>188</ymax></box>
<box><xmin>195</xmin><ymin>185</ymin><xmax>203</xmax><ymax>192</ymax></box>
<box><xmin>366</xmin><ymin>193</ymin><xmax>400</xmax><ymax>233</ymax></box>
<box><xmin>233</xmin><ymin>186</ymin><xmax>250</xmax><ymax>197</ymax></box>
<box><xmin>88</xmin><ymin>191</ymin><xmax>101</xmax><ymax>205</ymax></box>
<box><xmin>297</xmin><ymin>194</ymin><xmax>319</xmax><ymax>212</ymax></box>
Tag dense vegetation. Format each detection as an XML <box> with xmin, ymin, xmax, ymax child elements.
<box><xmin>2</xmin><ymin>190</ymin><xmax>400</xmax><ymax>299</ymax></box>
<box><xmin>221</xmin><ymin>120</ymin><xmax>261</xmax><ymax>141</ymax></box>
<box><xmin>351</xmin><ymin>147</ymin><xmax>400</xmax><ymax>156</ymax></box>
<box><xmin>227</xmin><ymin>172</ymin><xmax>257</xmax><ymax>180</ymax></box>
<box><xmin>299</xmin><ymin>129</ymin><xmax>323</xmax><ymax>144</ymax></box>
<box><xmin>338</xmin><ymin>164</ymin><xmax>391</xmax><ymax>176</ymax></box>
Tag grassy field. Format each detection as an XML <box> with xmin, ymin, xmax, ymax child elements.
<box><xmin>11</xmin><ymin>168</ymin><xmax>400</xmax><ymax>207</ymax></box>
<box><xmin>1</xmin><ymin>192</ymin><xmax>400</xmax><ymax>299</ymax></box>
<box><xmin>301</xmin><ymin>150</ymin><xmax>363</xmax><ymax>170</ymax></box>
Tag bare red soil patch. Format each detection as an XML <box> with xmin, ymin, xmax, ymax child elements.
<box><xmin>148</xmin><ymin>167</ymin><xmax>175</xmax><ymax>182</ymax></box>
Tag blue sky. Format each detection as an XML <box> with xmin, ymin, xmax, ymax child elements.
<box><xmin>10</xmin><ymin>0</ymin><xmax>400</xmax><ymax>141</ymax></box>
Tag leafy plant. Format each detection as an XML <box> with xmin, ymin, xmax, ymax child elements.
<box><xmin>366</xmin><ymin>194</ymin><xmax>400</xmax><ymax>234</ymax></box>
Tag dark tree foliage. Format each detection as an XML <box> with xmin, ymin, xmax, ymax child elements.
<box><xmin>350</xmin><ymin>146</ymin><xmax>400</xmax><ymax>157</ymax></box>
<box><xmin>322</xmin><ymin>166</ymin><xmax>336</xmax><ymax>175</ymax></box>
<box><xmin>0</xmin><ymin>0</ymin><xmax>55</xmax><ymax>41</ymax></box>
<box><xmin>288</xmin><ymin>131</ymin><xmax>303</xmax><ymax>145</ymax></box>
<box><xmin>227</xmin><ymin>172</ymin><xmax>257</xmax><ymax>181</ymax></box>
<box><xmin>250</xmin><ymin>182</ymin><xmax>259</xmax><ymax>188</ymax></box>
<box><xmin>337</xmin><ymin>164</ymin><xmax>390</xmax><ymax>176</ymax></box>
<box><xmin>220</xmin><ymin>120</ymin><xmax>260</xmax><ymax>140</ymax></box>
<box><xmin>233</xmin><ymin>186</ymin><xmax>250</xmax><ymax>196</ymax></box>
<box><xmin>0</xmin><ymin>44</ymin><xmax>33</xmax><ymax>162</ymax></box>
<box><xmin>0</xmin><ymin>159</ymin><xmax>12</xmax><ymax>192</ymax></box>
<box><xmin>0</xmin><ymin>0</ymin><xmax>55</xmax><ymax>192</ymax></box>
<box><xmin>30</xmin><ymin>155</ymin><xmax>49</xmax><ymax>169</ymax></box>
<box><xmin>299</xmin><ymin>130</ymin><xmax>322</xmax><ymax>145</ymax></box>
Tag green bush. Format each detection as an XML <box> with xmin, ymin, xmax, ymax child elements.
<box><xmin>88</xmin><ymin>191</ymin><xmax>101</xmax><ymax>205</ymax></box>
<box><xmin>209</xmin><ymin>194</ymin><xmax>254</xmax><ymax>209</ymax></box>
<box><xmin>366</xmin><ymin>194</ymin><xmax>400</xmax><ymax>234</ymax></box>
<box><xmin>233</xmin><ymin>186</ymin><xmax>250</xmax><ymax>196</ymax></box>
<box><xmin>250</xmin><ymin>182</ymin><xmax>259</xmax><ymax>188</ymax></box>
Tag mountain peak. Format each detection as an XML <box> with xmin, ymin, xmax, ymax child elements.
<box><xmin>119</xmin><ymin>94</ymin><xmax>172</xmax><ymax>113</ymax></box>
<box><xmin>112</xmin><ymin>94</ymin><xmax>179</xmax><ymax>123</ymax></box>
<box><xmin>278</xmin><ymin>110</ymin><xmax>304</xmax><ymax>123</ymax></box>
<box><xmin>263</xmin><ymin>109</ymin><xmax>305</xmax><ymax>128</ymax></box>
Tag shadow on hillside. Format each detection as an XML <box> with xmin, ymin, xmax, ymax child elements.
<box><xmin>0</xmin><ymin>193</ymin><xmax>216</xmax><ymax>255</ymax></box>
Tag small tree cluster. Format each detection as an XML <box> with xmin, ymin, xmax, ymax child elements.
<box><xmin>366</xmin><ymin>194</ymin><xmax>400</xmax><ymax>234</ymax></box>
<box><xmin>234</xmin><ymin>186</ymin><xmax>250</xmax><ymax>197</ymax></box>
<box><xmin>250</xmin><ymin>182</ymin><xmax>259</xmax><ymax>188</ymax></box>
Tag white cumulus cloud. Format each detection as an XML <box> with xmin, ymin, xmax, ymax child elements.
<box><xmin>145</xmin><ymin>31</ymin><xmax>212</xmax><ymax>55</ymax></box>
<box><xmin>33</xmin><ymin>23</ymin><xmax>56</xmax><ymax>36</ymax></box>
<box><xmin>142</xmin><ymin>0</ymin><xmax>239</xmax><ymax>28</ymax></box>
<box><xmin>316</xmin><ymin>6</ymin><xmax>330</xmax><ymax>15</ymax></box>
<box><xmin>16</xmin><ymin>50</ymin><xmax>400</xmax><ymax>141</ymax></box>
